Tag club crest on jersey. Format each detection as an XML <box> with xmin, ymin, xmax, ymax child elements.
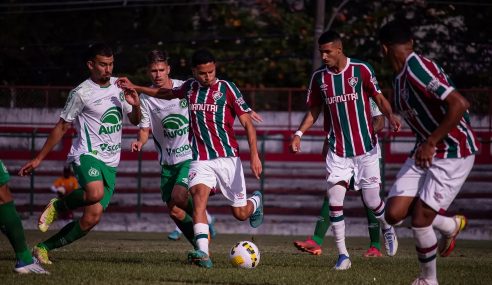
<box><xmin>119</xmin><ymin>92</ymin><xmax>125</xmax><ymax>102</ymax></box>
<box><xmin>212</xmin><ymin>91</ymin><xmax>223</xmax><ymax>101</ymax></box>
<box><xmin>348</xmin><ymin>77</ymin><xmax>358</xmax><ymax>87</ymax></box>
<box><xmin>180</xmin><ymin>99</ymin><xmax>188</xmax><ymax>108</ymax></box>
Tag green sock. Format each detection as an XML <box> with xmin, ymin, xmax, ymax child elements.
<box><xmin>365</xmin><ymin>204</ymin><xmax>381</xmax><ymax>250</ymax></box>
<box><xmin>172</xmin><ymin>214</ymin><xmax>196</xmax><ymax>248</ymax></box>
<box><xmin>40</xmin><ymin>220</ymin><xmax>88</xmax><ymax>250</ymax></box>
<box><xmin>0</xmin><ymin>201</ymin><xmax>33</xmax><ymax>264</ymax></box>
<box><xmin>56</xmin><ymin>188</ymin><xmax>86</xmax><ymax>211</ymax></box>
<box><xmin>312</xmin><ymin>196</ymin><xmax>330</xmax><ymax>245</ymax></box>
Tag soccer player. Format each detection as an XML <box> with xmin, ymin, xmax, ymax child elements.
<box><xmin>130</xmin><ymin>49</ymin><xmax>217</xmax><ymax>246</ymax></box>
<box><xmin>117</xmin><ymin>49</ymin><xmax>264</xmax><ymax>269</ymax></box>
<box><xmin>18</xmin><ymin>43</ymin><xmax>141</xmax><ymax>265</ymax></box>
<box><xmin>379</xmin><ymin>20</ymin><xmax>479</xmax><ymax>285</ymax></box>
<box><xmin>0</xmin><ymin>160</ymin><xmax>49</xmax><ymax>274</ymax></box>
<box><xmin>293</xmin><ymin>99</ymin><xmax>386</xmax><ymax>257</ymax></box>
<box><xmin>291</xmin><ymin>31</ymin><xmax>401</xmax><ymax>270</ymax></box>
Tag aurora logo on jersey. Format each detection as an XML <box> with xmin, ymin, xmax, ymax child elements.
<box><xmin>99</xmin><ymin>107</ymin><xmax>123</xmax><ymax>135</ymax></box>
<box><xmin>348</xmin><ymin>77</ymin><xmax>358</xmax><ymax>87</ymax></box>
<box><xmin>326</xmin><ymin>93</ymin><xmax>358</xmax><ymax>105</ymax></box>
<box><xmin>162</xmin><ymin>114</ymin><xmax>189</xmax><ymax>138</ymax></box>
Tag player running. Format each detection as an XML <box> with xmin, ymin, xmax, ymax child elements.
<box><xmin>379</xmin><ymin>20</ymin><xmax>479</xmax><ymax>285</ymax></box>
<box><xmin>19</xmin><ymin>43</ymin><xmax>141</xmax><ymax>265</ymax></box>
<box><xmin>117</xmin><ymin>49</ymin><xmax>264</xmax><ymax>269</ymax></box>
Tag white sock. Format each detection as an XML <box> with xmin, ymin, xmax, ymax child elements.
<box><xmin>432</xmin><ymin>215</ymin><xmax>456</xmax><ymax>237</ymax></box>
<box><xmin>193</xmin><ymin>223</ymin><xmax>209</xmax><ymax>255</ymax></box>
<box><xmin>413</xmin><ymin>226</ymin><xmax>438</xmax><ymax>282</ymax></box>
<box><xmin>247</xmin><ymin>195</ymin><xmax>260</xmax><ymax>214</ymax></box>
<box><xmin>328</xmin><ymin>184</ymin><xmax>348</xmax><ymax>256</ymax></box>
<box><xmin>362</xmin><ymin>187</ymin><xmax>391</xmax><ymax>230</ymax></box>
<box><xmin>174</xmin><ymin>226</ymin><xmax>182</xmax><ymax>234</ymax></box>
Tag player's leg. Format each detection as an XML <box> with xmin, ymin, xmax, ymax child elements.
<box><xmin>0</xmin><ymin>177</ymin><xmax>49</xmax><ymax>274</ymax></box>
<box><xmin>328</xmin><ymin>183</ymin><xmax>350</xmax><ymax>270</ymax></box>
<box><xmin>34</xmin><ymin>160</ymin><xmax>115</xmax><ymax>264</ymax></box>
<box><xmin>358</xmin><ymin>148</ymin><xmax>398</xmax><ymax>256</ymax></box>
<box><xmin>205</xmin><ymin>210</ymin><xmax>217</xmax><ymax>239</ymax></box>
<box><xmin>188</xmin><ymin>183</ymin><xmax>212</xmax><ymax>268</ymax></box>
<box><xmin>161</xmin><ymin>161</ymin><xmax>195</xmax><ymax>244</ymax></box>
<box><xmin>361</xmin><ymin>197</ymin><xmax>382</xmax><ymax>257</ymax></box>
<box><xmin>168</xmin><ymin>225</ymin><xmax>183</xmax><ymax>241</ymax></box>
<box><xmin>38</xmin><ymin>156</ymin><xmax>105</xmax><ymax>232</ymax></box>
<box><xmin>293</xmin><ymin>195</ymin><xmax>329</xmax><ymax>255</ymax></box>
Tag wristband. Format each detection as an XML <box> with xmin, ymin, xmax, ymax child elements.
<box><xmin>294</xmin><ymin>130</ymin><xmax>303</xmax><ymax>138</ymax></box>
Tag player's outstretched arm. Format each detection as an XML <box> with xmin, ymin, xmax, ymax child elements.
<box><xmin>239</xmin><ymin>113</ymin><xmax>262</xmax><ymax>179</ymax></box>
<box><xmin>249</xmin><ymin>110</ymin><xmax>263</xmax><ymax>123</ymax></box>
<box><xmin>116</xmin><ymin>77</ymin><xmax>177</xmax><ymax>100</ymax></box>
<box><xmin>131</xmin><ymin>128</ymin><xmax>150</xmax><ymax>152</ymax></box>
<box><xmin>290</xmin><ymin>104</ymin><xmax>322</xmax><ymax>153</ymax></box>
<box><xmin>19</xmin><ymin>119</ymin><xmax>71</xmax><ymax>176</ymax></box>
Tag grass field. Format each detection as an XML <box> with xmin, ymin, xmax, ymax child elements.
<box><xmin>1</xmin><ymin>231</ymin><xmax>491</xmax><ymax>285</ymax></box>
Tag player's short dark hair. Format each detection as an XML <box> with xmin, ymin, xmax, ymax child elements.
<box><xmin>379</xmin><ymin>20</ymin><xmax>413</xmax><ymax>45</ymax></box>
<box><xmin>147</xmin><ymin>49</ymin><xmax>168</xmax><ymax>65</ymax></box>
<box><xmin>318</xmin><ymin>31</ymin><xmax>341</xmax><ymax>45</ymax></box>
<box><xmin>191</xmin><ymin>49</ymin><xmax>215</xmax><ymax>67</ymax></box>
<box><xmin>85</xmin><ymin>43</ymin><xmax>113</xmax><ymax>61</ymax></box>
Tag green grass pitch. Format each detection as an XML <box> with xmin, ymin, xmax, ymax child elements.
<box><xmin>1</xmin><ymin>231</ymin><xmax>491</xmax><ymax>284</ymax></box>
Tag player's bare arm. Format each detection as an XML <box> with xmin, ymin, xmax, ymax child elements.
<box><xmin>372</xmin><ymin>93</ymin><xmax>401</xmax><ymax>132</ymax></box>
<box><xmin>18</xmin><ymin>119</ymin><xmax>71</xmax><ymax>176</ymax></box>
<box><xmin>131</xmin><ymin>127</ymin><xmax>150</xmax><ymax>152</ymax></box>
<box><xmin>239</xmin><ymin>113</ymin><xmax>262</xmax><ymax>179</ymax></box>
<box><xmin>290</xmin><ymin>104</ymin><xmax>322</xmax><ymax>153</ymax></box>
<box><xmin>415</xmin><ymin>90</ymin><xmax>470</xmax><ymax>169</ymax></box>
<box><xmin>125</xmin><ymin>88</ymin><xmax>142</xmax><ymax>126</ymax></box>
<box><xmin>116</xmin><ymin>77</ymin><xmax>177</xmax><ymax>100</ymax></box>
<box><xmin>372</xmin><ymin>115</ymin><xmax>385</xmax><ymax>133</ymax></box>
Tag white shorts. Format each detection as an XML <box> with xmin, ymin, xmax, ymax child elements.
<box><xmin>388</xmin><ymin>155</ymin><xmax>475</xmax><ymax>212</ymax></box>
<box><xmin>325</xmin><ymin>147</ymin><xmax>381</xmax><ymax>190</ymax></box>
<box><xmin>188</xmin><ymin>157</ymin><xmax>247</xmax><ymax>207</ymax></box>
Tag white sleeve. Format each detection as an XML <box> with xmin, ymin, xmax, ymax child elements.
<box><xmin>138</xmin><ymin>96</ymin><xmax>151</xmax><ymax>128</ymax></box>
<box><xmin>60</xmin><ymin>89</ymin><xmax>85</xmax><ymax>122</ymax></box>
<box><xmin>369</xmin><ymin>98</ymin><xmax>382</xmax><ymax>117</ymax></box>
<box><xmin>123</xmin><ymin>100</ymin><xmax>133</xmax><ymax>115</ymax></box>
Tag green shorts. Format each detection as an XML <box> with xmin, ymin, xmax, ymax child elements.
<box><xmin>0</xmin><ymin>160</ymin><xmax>10</xmax><ymax>186</ymax></box>
<box><xmin>160</xmin><ymin>160</ymin><xmax>190</xmax><ymax>203</ymax></box>
<box><xmin>72</xmin><ymin>155</ymin><xmax>117</xmax><ymax>210</ymax></box>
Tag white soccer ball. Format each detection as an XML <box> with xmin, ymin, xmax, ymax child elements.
<box><xmin>229</xmin><ymin>241</ymin><xmax>260</xmax><ymax>269</ymax></box>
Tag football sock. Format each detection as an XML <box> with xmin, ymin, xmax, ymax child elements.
<box><xmin>413</xmin><ymin>225</ymin><xmax>438</xmax><ymax>281</ymax></box>
<box><xmin>432</xmin><ymin>214</ymin><xmax>456</xmax><ymax>236</ymax></box>
<box><xmin>193</xmin><ymin>223</ymin><xmax>209</xmax><ymax>255</ymax></box>
<box><xmin>328</xmin><ymin>185</ymin><xmax>348</xmax><ymax>256</ymax></box>
<box><xmin>312</xmin><ymin>196</ymin><xmax>330</xmax><ymax>245</ymax></box>
<box><xmin>247</xmin><ymin>195</ymin><xmax>260</xmax><ymax>214</ymax></box>
<box><xmin>172</xmin><ymin>214</ymin><xmax>195</xmax><ymax>247</ymax></box>
<box><xmin>55</xmin><ymin>188</ymin><xmax>86</xmax><ymax>211</ymax></box>
<box><xmin>174</xmin><ymin>226</ymin><xmax>183</xmax><ymax>234</ymax></box>
<box><xmin>365</xmin><ymin>204</ymin><xmax>381</xmax><ymax>250</ymax></box>
<box><xmin>40</xmin><ymin>219</ymin><xmax>88</xmax><ymax>250</ymax></box>
<box><xmin>362</xmin><ymin>187</ymin><xmax>391</xmax><ymax>230</ymax></box>
<box><xmin>0</xmin><ymin>201</ymin><xmax>33</xmax><ymax>264</ymax></box>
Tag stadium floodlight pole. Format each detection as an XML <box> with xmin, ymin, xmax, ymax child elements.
<box><xmin>311</xmin><ymin>0</ymin><xmax>326</xmax><ymax>72</ymax></box>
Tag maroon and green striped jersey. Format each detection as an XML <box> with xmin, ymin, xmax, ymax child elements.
<box><xmin>307</xmin><ymin>58</ymin><xmax>380</xmax><ymax>157</ymax></box>
<box><xmin>173</xmin><ymin>78</ymin><xmax>251</xmax><ymax>160</ymax></box>
<box><xmin>393</xmin><ymin>52</ymin><xmax>479</xmax><ymax>158</ymax></box>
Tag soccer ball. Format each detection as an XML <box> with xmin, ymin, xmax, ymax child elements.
<box><xmin>229</xmin><ymin>241</ymin><xmax>260</xmax><ymax>269</ymax></box>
